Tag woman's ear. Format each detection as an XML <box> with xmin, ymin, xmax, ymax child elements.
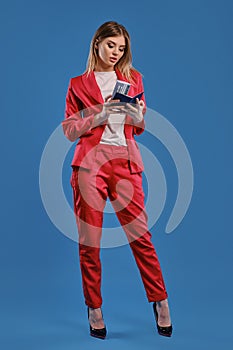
<box><xmin>94</xmin><ymin>39</ymin><xmax>99</xmax><ymax>50</ymax></box>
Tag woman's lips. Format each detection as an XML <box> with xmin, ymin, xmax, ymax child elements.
<box><xmin>110</xmin><ymin>57</ymin><xmax>117</xmax><ymax>62</ymax></box>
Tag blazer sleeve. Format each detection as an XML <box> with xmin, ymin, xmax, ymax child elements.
<box><xmin>62</xmin><ymin>79</ymin><xmax>96</xmax><ymax>142</ymax></box>
<box><xmin>132</xmin><ymin>74</ymin><xmax>146</xmax><ymax>136</ymax></box>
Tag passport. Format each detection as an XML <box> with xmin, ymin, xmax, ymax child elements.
<box><xmin>111</xmin><ymin>79</ymin><xmax>144</xmax><ymax>106</ymax></box>
<box><xmin>112</xmin><ymin>91</ymin><xmax>144</xmax><ymax>104</ymax></box>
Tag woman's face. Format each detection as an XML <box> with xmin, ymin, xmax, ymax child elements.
<box><xmin>95</xmin><ymin>35</ymin><xmax>126</xmax><ymax>71</ymax></box>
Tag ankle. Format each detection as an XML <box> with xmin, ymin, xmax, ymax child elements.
<box><xmin>88</xmin><ymin>308</ymin><xmax>103</xmax><ymax>321</ymax></box>
<box><xmin>155</xmin><ymin>299</ymin><xmax>169</xmax><ymax>307</ymax></box>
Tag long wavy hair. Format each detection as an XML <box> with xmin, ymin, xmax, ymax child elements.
<box><xmin>86</xmin><ymin>21</ymin><xmax>140</xmax><ymax>83</ymax></box>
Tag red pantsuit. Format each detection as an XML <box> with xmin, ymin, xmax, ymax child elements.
<box><xmin>63</xmin><ymin>68</ymin><xmax>168</xmax><ymax>309</ymax></box>
<box><xmin>70</xmin><ymin>144</ymin><xmax>168</xmax><ymax>308</ymax></box>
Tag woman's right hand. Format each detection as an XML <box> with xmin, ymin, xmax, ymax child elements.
<box><xmin>92</xmin><ymin>95</ymin><xmax>123</xmax><ymax>127</ymax></box>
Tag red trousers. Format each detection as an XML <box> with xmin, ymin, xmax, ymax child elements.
<box><xmin>71</xmin><ymin>143</ymin><xmax>168</xmax><ymax>308</ymax></box>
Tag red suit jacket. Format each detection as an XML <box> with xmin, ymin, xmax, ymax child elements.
<box><xmin>62</xmin><ymin>68</ymin><xmax>146</xmax><ymax>173</ymax></box>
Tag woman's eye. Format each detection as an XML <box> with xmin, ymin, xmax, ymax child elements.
<box><xmin>107</xmin><ymin>43</ymin><xmax>125</xmax><ymax>52</ymax></box>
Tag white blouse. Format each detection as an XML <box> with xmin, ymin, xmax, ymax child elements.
<box><xmin>94</xmin><ymin>71</ymin><xmax>127</xmax><ymax>146</ymax></box>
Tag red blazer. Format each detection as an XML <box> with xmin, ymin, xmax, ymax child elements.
<box><xmin>62</xmin><ymin>68</ymin><xmax>146</xmax><ymax>173</ymax></box>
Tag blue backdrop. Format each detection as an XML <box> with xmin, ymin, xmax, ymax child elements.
<box><xmin>1</xmin><ymin>0</ymin><xmax>232</xmax><ymax>349</ymax></box>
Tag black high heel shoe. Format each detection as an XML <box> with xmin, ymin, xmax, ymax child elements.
<box><xmin>153</xmin><ymin>302</ymin><xmax>173</xmax><ymax>337</ymax></box>
<box><xmin>87</xmin><ymin>307</ymin><xmax>107</xmax><ymax>339</ymax></box>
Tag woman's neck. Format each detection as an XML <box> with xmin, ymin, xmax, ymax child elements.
<box><xmin>94</xmin><ymin>62</ymin><xmax>115</xmax><ymax>72</ymax></box>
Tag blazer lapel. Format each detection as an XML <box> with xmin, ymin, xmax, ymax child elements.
<box><xmin>81</xmin><ymin>71</ymin><xmax>104</xmax><ymax>105</ymax></box>
<box><xmin>115</xmin><ymin>67</ymin><xmax>128</xmax><ymax>82</ymax></box>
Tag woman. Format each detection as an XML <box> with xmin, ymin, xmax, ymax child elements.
<box><xmin>62</xmin><ymin>21</ymin><xmax>172</xmax><ymax>339</ymax></box>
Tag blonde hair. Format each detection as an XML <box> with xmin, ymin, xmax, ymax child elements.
<box><xmin>86</xmin><ymin>21</ymin><xmax>140</xmax><ymax>83</ymax></box>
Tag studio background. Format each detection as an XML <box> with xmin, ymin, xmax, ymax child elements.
<box><xmin>1</xmin><ymin>1</ymin><xmax>232</xmax><ymax>349</ymax></box>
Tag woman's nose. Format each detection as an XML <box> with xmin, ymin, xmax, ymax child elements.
<box><xmin>112</xmin><ymin>48</ymin><xmax>119</xmax><ymax>55</ymax></box>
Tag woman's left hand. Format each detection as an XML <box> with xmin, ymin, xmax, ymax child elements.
<box><xmin>123</xmin><ymin>98</ymin><xmax>145</xmax><ymax>123</ymax></box>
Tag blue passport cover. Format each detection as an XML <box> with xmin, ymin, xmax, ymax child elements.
<box><xmin>112</xmin><ymin>91</ymin><xmax>144</xmax><ymax>104</ymax></box>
